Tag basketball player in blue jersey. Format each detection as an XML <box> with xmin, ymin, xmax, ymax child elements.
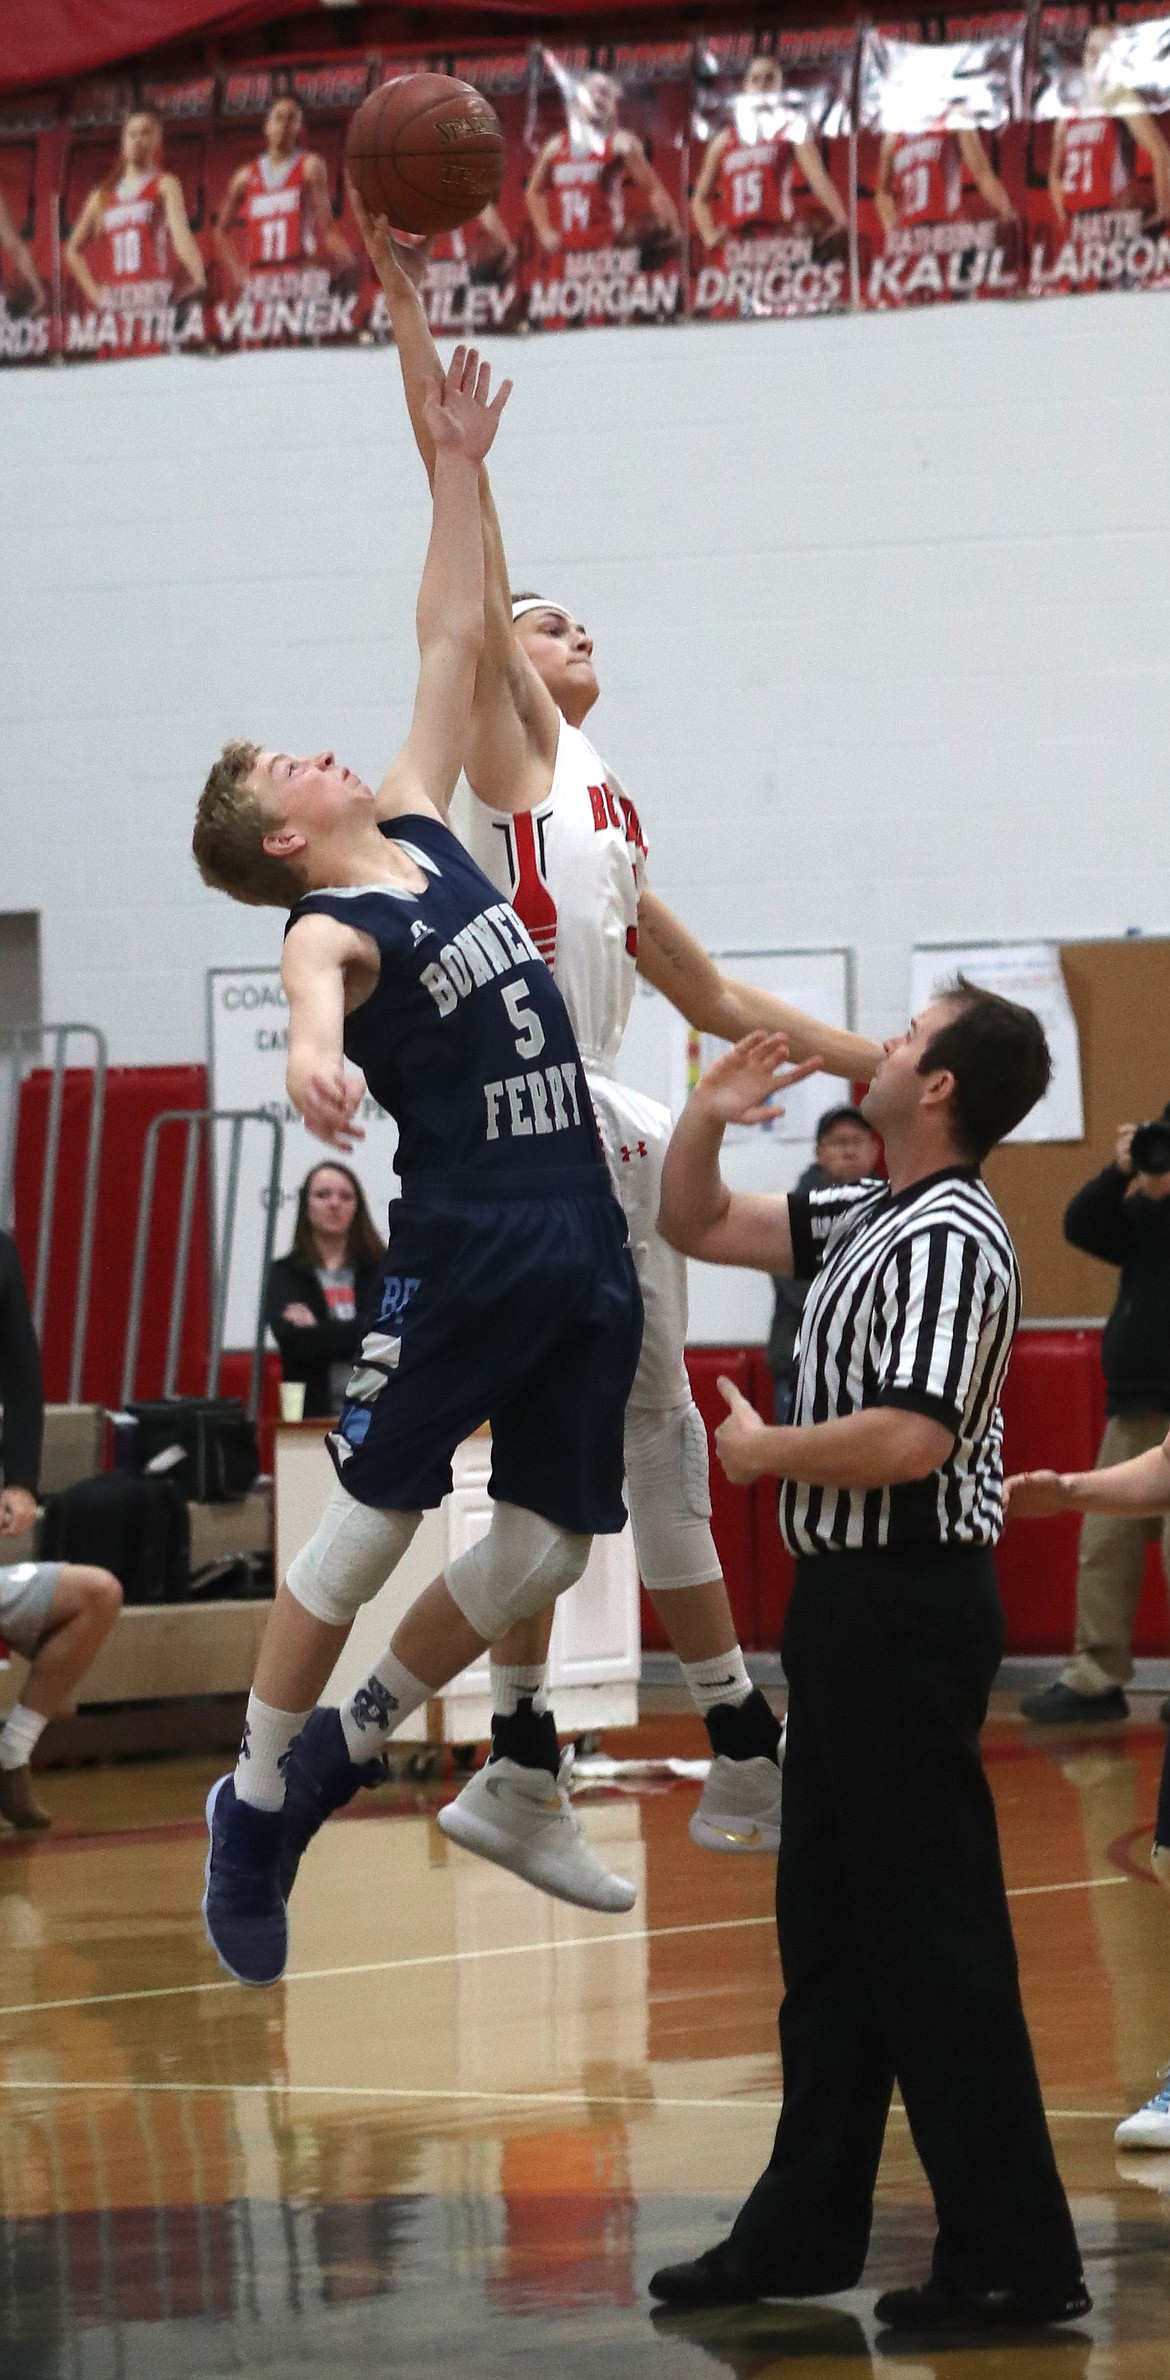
<box><xmin>190</xmin><ymin>346</ymin><xmax>656</xmax><ymax>1988</ymax></box>
<box><xmin>346</xmin><ymin>197</ymin><xmax>881</xmax><ymax>1911</ymax></box>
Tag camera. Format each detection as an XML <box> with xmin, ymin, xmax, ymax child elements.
<box><xmin>1129</xmin><ymin>1109</ymin><xmax>1170</xmax><ymax>1175</ymax></box>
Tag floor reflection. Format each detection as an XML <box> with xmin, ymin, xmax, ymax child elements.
<box><xmin>0</xmin><ymin>1712</ymin><xmax>1168</xmax><ymax>2376</ymax></box>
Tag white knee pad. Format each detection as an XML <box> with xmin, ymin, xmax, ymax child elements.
<box><xmin>625</xmin><ymin>1400</ymin><xmax>721</xmax><ymax>1594</ymax></box>
<box><xmin>286</xmin><ymin>1479</ymin><xmax>422</xmax><ymax>1628</ymax></box>
<box><xmin>445</xmin><ymin>1501</ymin><xmax>591</xmax><ymax>1641</ymax></box>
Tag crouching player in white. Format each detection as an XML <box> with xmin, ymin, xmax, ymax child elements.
<box><xmin>355</xmin><ymin>202</ymin><xmax>883</xmax><ymax>1908</ymax></box>
<box><xmin>191</xmin><ymin>348</ymin><xmax>645</xmax><ymax>1988</ymax></box>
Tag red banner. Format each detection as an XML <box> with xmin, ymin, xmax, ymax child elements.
<box><xmin>1025</xmin><ymin>7</ymin><xmax>1170</xmax><ymax>297</ymax></box>
<box><xmin>689</xmin><ymin>30</ymin><xmax>853</xmax><ymax>321</ymax></box>
<box><xmin>5</xmin><ymin>21</ymin><xmax>1170</xmax><ymax>367</ymax></box>
<box><xmin>522</xmin><ymin>45</ymin><xmax>688</xmax><ymax>330</ymax></box>
<box><xmin>856</xmin><ymin>21</ymin><xmax>1028</xmax><ymax>310</ymax></box>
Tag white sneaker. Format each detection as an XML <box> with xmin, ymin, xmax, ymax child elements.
<box><xmin>690</xmin><ymin>1736</ymin><xmax>784</xmax><ymax>1855</ymax></box>
<box><xmin>1115</xmin><ymin>2071</ymin><xmax>1170</xmax><ymax>2149</ymax></box>
<box><xmin>437</xmin><ymin>1750</ymin><xmax>636</xmax><ymax>1913</ymax></box>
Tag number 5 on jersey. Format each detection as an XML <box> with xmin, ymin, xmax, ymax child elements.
<box><xmin>502</xmin><ymin>977</ymin><xmax>546</xmax><ymax>1061</ymax></box>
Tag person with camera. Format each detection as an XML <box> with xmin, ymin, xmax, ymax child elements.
<box><xmin>1021</xmin><ymin>1108</ymin><xmax>1170</xmax><ymax>1724</ymax></box>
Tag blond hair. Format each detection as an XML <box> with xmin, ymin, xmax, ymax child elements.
<box><xmin>192</xmin><ymin>740</ymin><xmax>307</xmax><ymax>909</ymax></box>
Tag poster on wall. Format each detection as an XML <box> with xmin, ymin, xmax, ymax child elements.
<box><xmin>909</xmin><ymin>942</ymin><xmax>1084</xmax><ymax>1142</ymax></box>
<box><xmin>205</xmin><ymin>61</ymin><xmax>369</xmax><ymax>352</ymax></box>
<box><xmin>0</xmin><ymin>97</ymin><xmax>56</xmax><ymax>365</ymax></box>
<box><xmin>208</xmin><ymin>966</ymin><xmax>400</xmax><ymax>1351</ymax></box>
<box><xmin>59</xmin><ymin>76</ymin><xmax>214</xmax><ymax>360</ymax></box>
<box><xmin>522</xmin><ymin>45</ymin><xmax>688</xmax><ymax>330</ymax></box>
<box><xmin>688</xmin><ymin>31</ymin><xmax>853</xmax><ymax>322</ymax></box>
<box><xmin>856</xmin><ymin>22</ymin><xmax>1027</xmax><ymax>309</ymax></box>
<box><xmin>1025</xmin><ymin>8</ymin><xmax>1170</xmax><ymax>300</ymax></box>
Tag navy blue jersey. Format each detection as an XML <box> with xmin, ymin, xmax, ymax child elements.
<box><xmin>286</xmin><ymin>812</ymin><xmax>604</xmax><ymax>1189</ymax></box>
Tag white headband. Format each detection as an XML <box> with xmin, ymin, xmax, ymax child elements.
<box><xmin>511</xmin><ymin>597</ymin><xmax>576</xmax><ymax>624</ymax></box>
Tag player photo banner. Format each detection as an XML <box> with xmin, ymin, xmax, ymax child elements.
<box><xmin>0</xmin><ymin>118</ymin><xmax>53</xmax><ymax>365</ymax></box>
<box><xmin>1025</xmin><ymin>9</ymin><xmax>1170</xmax><ymax>298</ymax></box>
<box><xmin>856</xmin><ymin>23</ymin><xmax>1027</xmax><ymax>309</ymax></box>
<box><xmin>689</xmin><ymin>32</ymin><xmax>853</xmax><ymax>321</ymax></box>
<box><xmin>523</xmin><ymin>45</ymin><xmax>688</xmax><ymax>331</ymax></box>
<box><xmin>375</xmin><ymin>51</ymin><xmax>527</xmax><ymax>338</ymax></box>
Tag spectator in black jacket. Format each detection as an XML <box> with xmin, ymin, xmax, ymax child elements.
<box><xmin>0</xmin><ymin>1231</ymin><xmax>121</xmax><ymax>1829</ymax></box>
<box><xmin>1022</xmin><ymin>1117</ymin><xmax>1170</xmax><ymax>1723</ymax></box>
<box><xmin>265</xmin><ymin>1165</ymin><xmax>385</xmax><ymax>1419</ymax></box>
<box><xmin>765</xmin><ymin>1107</ymin><xmax>881</xmax><ymax>1422</ymax></box>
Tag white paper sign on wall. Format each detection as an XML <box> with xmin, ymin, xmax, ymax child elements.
<box><xmin>909</xmin><ymin>943</ymin><xmax>1084</xmax><ymax>1145</ymax></box>
<box><xmin>207</xmin><ymin>967</ymin><xmax>400</xmax><ymax>1349</ymax></box>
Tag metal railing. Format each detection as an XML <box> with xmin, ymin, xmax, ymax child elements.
<box><xmin>120</xmin><ymin>1107</ymin><xmax>283</xmax><ymax>1422</ymax></box>
<box><xmin>0</xmin><ymin>1023</ymin><xmax>107</xmax><ymax>1403</ymax></box>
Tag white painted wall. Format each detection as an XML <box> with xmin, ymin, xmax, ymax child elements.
<box><xmin>3</xmin><ymin>289</ymin><xmax>1168</xmax><ymax>1070</ymax></box>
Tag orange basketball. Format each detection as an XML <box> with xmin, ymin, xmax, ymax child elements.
<box><xmin>346</xmin><ymin>73</ymin><xmax>506</xmax><ymax>236</ymax></box>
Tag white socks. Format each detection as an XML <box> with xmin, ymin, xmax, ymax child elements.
<box><xmin>0</xmin><ymin>1705</ymin><xmax>48</xmax><ymax>1772</ymax></box>
<box><xmin>235</xmin><ymin>1695</ymin><xmax>311</xmax><ymax>1812</ymax></box>
<box><xmin>491</xmin><ymin>1662</ymin><xmax>549</xmax><ymax>1718</ymax></box>
<box><xmin>682</xmin><ymin>1647</ymin><xmax>753</xmax><ymax>1718</ymax></box>
<box><xmin>339</xmin><ymin>1648</ymin><xmax>430</xmax><ymax>1760</ymax></box>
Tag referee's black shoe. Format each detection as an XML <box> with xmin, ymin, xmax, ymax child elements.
<box><xmin>648</xmin><ymin>2244</ymin><xmax>858</xmax><ymax>2308</ymax></box>
<box><xmin>874</xmin><ymin>2274</ymin><xmax>1092</xmax><ymax>2334</ymax></box>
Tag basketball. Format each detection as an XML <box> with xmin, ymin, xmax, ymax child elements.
<box><xmin>345</xmin><ymin>73</ymin><xmax>507</xmax><ymax>236</ymax></box>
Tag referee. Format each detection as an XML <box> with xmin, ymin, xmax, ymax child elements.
<box><xmin>651</xmin><ymin>982</ymin><xmax>1088</xmax><ymax>2335</ymax></box>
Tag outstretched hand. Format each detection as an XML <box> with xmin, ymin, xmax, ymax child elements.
<box><xmin>693</xmin><ymin>1031</ymin><xmax>823</xmax><ymax>1128</ymax></box>
<box><xmin>346</xmin><ymin>180</ymin><xmax>432</xmax><ymax>293</ymax></box>
<box><xmin>1003</xmin><ymin>1470</ymin><xmax>1072</xmax><ymax>1521</ymax></box>
<box><xmin>300</xmin><ymin>1066</ymin><xmax>367</xmax><ymax>1153</ymax></box>
<box><xmin>715</xmin><ymin>1376</ymin><xmax>772</xmax><ymax>1486</ymax></box>
<box><xmin>423</xmin><ymin>344</ymin><xmax>512</xmax><ymax>468</ymax></box>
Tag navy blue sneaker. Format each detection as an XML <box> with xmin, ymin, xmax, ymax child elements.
<box><xmin>202</xmin><ymin>1775</ymin><xmax>288</xmax><ymax>1987</ymax></box>
<box><xmin>278</xmin><ymin>1707</ymin><xmax>388</xmax><ymax>1901</ymax></box>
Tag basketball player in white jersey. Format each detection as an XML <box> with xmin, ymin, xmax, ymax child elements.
<box><xmin>66</xmin><ymin>109</ymin><xmax>206</xmax><ymax>314</ymax></box>
<box><xmin>213</xmin><ymin>96</ymin><xmax>355</xmax><ymax>296</ymax></box>
<box><xmin>349</xmin><ymin>202</ymin><xmax>881</xmax><ymax>1910</ymax></box>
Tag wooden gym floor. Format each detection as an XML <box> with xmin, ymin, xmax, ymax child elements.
<box><xmin>1</xmin><ymin>1691</ymin><xmax>1168</xmax><ymax>2380</ymax></box>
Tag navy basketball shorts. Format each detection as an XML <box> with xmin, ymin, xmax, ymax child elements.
<box><xmin>328</xmin><ymin>1167</ymin><xmax>643</xmax><ymax>1537</ymax></box>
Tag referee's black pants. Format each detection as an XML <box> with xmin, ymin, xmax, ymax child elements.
<box><xmin>724</xmin><ymin>1545</ymin><xmax>1083</xmax><ymax>2298</ymax></box>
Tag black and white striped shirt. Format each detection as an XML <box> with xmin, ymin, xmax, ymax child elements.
<box><xmin>782</xmin><ymin>1167</ymin><xmax>1020</xmax><ymax>1558</ymax></box>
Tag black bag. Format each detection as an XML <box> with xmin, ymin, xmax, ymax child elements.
<box><xmin>127</xmin><ymin>1399</ymin><xmax>259</xmax><ymax>1504</ymax></box>
<box><xmin>37</xmin><ymin>1472</ymin><xmax>191</xmax><ymax>1606</ymax></box>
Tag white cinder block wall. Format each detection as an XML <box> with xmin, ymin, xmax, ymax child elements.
<box><xmin>2</xmin><ymin>286</ymin><xmax>1169</xmax><ymax>1064</ymax></box>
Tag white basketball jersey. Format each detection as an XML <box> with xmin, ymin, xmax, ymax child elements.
<box><xmin>450</xmin><ymin>717</ymin><xmax>649</xmax><ymax>1073</ymax></box>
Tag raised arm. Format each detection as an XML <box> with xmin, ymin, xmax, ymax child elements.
<box><xmin>658</xmin><ymin>1033</ymin><xmax>810</xmax><ymax>1271</ymax></box>
<box><xmin>636</xmin><ymin>891</ymin><xmax>883</xmax><ymax>1081</ymax></box>
<box><xmin>376</xmin><ymin>346</ymin><xmax>511</xmax><ymax>822</ymax></box>
<box><xmin>352</xmin><ymin>195</ymin><xmax>560</xmax><ymax>801</ymax></box>
<box><xmin>282</xmin><ymin>913</ymin><xmax>370</xmax><ymax>1150</ymax></box>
